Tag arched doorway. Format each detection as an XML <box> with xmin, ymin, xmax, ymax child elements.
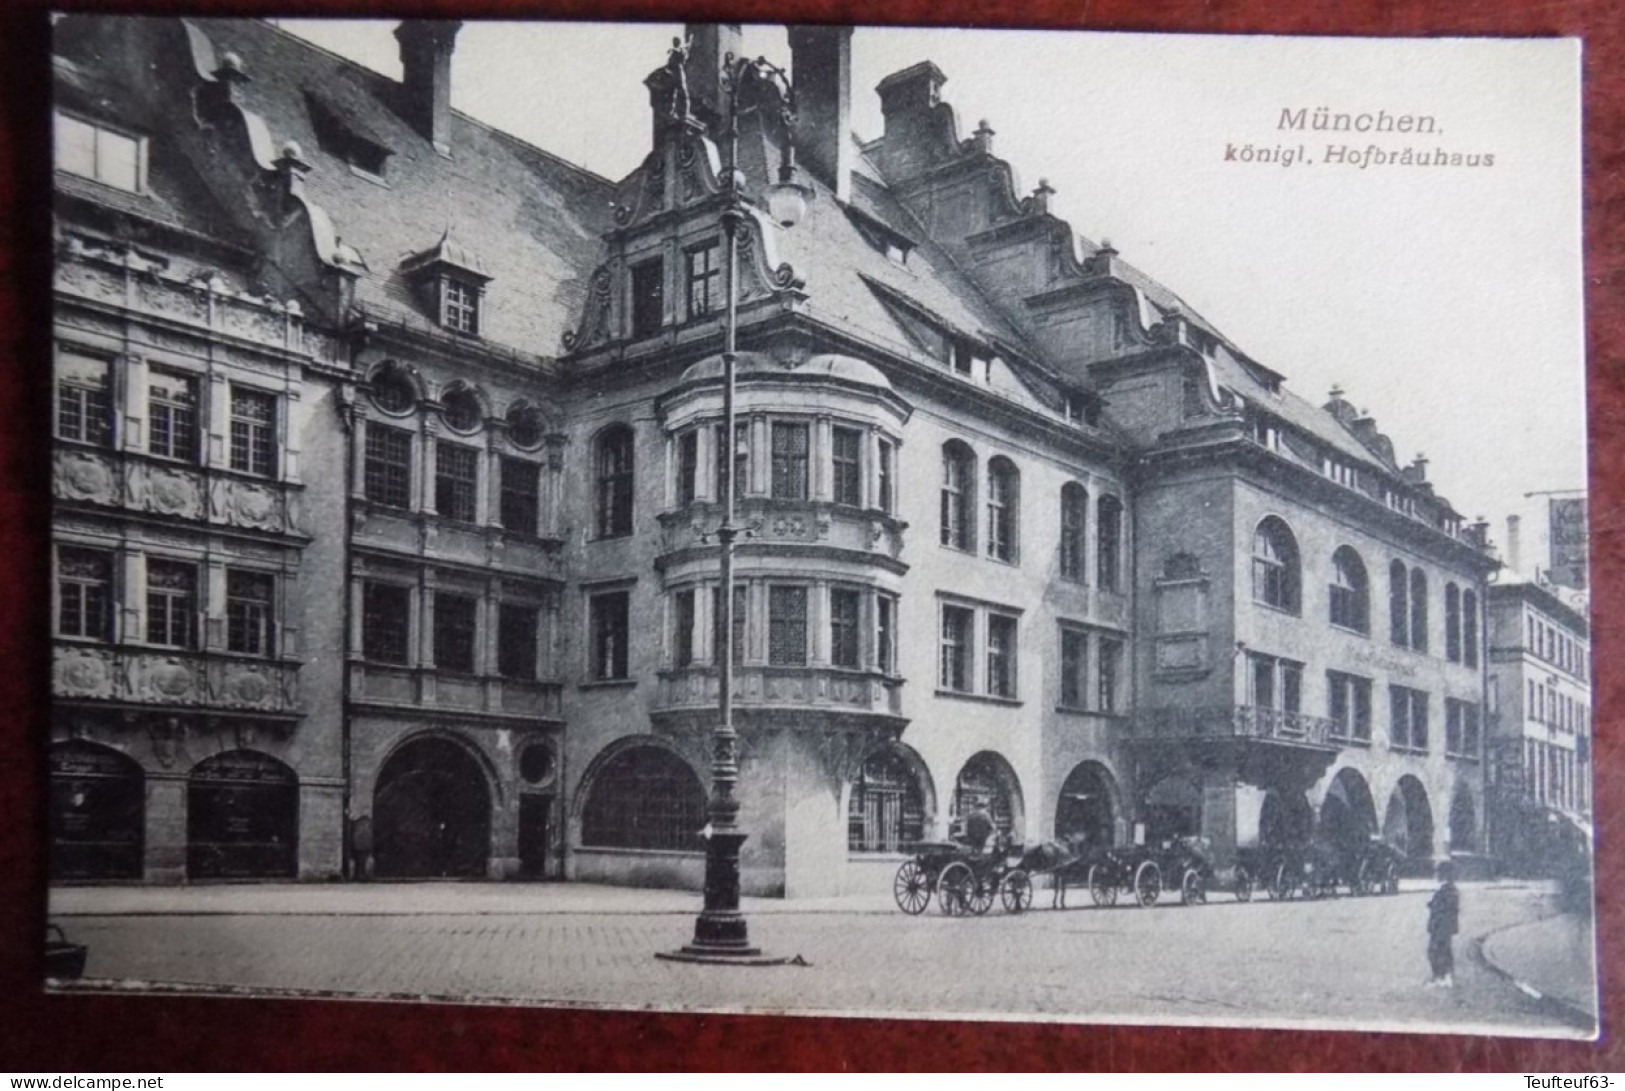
<box><xmin>1259</xmin><ymin>789</ymin><xmax>1314</xmax><ymax>847</ymax></box>
<box><xmin>1448</xmin><ymin>785</ymin><xmax>1478</xmax><ymax>854</ymax></box>
<box><xmin>374</xmin><ymin>736</ymin><xmax>492</xmax><ymax>878</ymax></box>
<box><xmin>50</xmin><ymin>741</ymin><xmax>144</xmax><ymax>880</ymax></box>
<box><xmin>1144</xmin><ymin>774</ymin><xmax>1202</xmax><ymax>845</ymax></box>
<box><xmin>1055</xmin><ymin>761</ymin><xmax>1116</xmax><ymax>849</ymax></box>
<box><xmin>847</xmin><ymin>744</ymin><xmax>932</xmax><ymax>854</ymax></box>
<box><xmin>1383</xmin><ymin>775</ymin><xmax>1435</xmax><ymax>873</ymax></box>
<box><xmin>951</xmin><ymin>751</ymin><xmax>1023</xmax><ymax>846</ymax></box>
<box><xmin>188</xmin><ymin>751</ymin><xmax>299</xmax><ymax>879</ymax></box>
<box><xmin>1318</xmin><ymin>768</ymin><xmax>1379</xmax><ymax>854</ymax></box>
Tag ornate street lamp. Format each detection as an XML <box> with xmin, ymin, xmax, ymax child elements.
<box><xmin>660</xmin><ymin>55</ymin><xmax>809</xmax><ymax>965</ymax></box>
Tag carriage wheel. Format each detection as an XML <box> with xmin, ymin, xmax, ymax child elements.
<box><xmin>1088</xmin><ymin>864</ymin><xmax>1117</xmax><ymax>907</ymax></box>
<box><xmin>1383</xmin><ymin>860</ymin><xmax>1400</xmax><ymax>895</ymax></box>
<box><xmin>893</xmin><ymin>860</ymin><xmax>932</xmax><ymax>915</ymax></box>
<box><xmin>1271</xmin><ymin>862</ymin><xmax>1297</xmax><ymax>901</ymax></box>
<box><xmin>1180</xmin><ymin>867</ymin><xmax>1205</xmax><ymax>906</ymax></box>
<box><xmin>965</xmin><ymin>871</ymin><xmax>996</xmax><ymax>916</ymax></box>
<box><xmin>1134</xmin><ymin>860</ymin><xmax>1162</xmax><ymax>907</ymax></box>
<box><xmin>937</xmin><ymin>861</ymin><xmax>973</xmax><ymax>916</ymax></box>
<box><xmin>1353</xmin><ymin>859</ymin><xmax>1373</xmax><ymax>897</ymax></box>
<box><xmin>1234</xmin><ymin>866</ymin><xmax>1254</xmax><ymax>903</ymax></box>
<box><xmin>1001</xmin><ymin>870</ymin><xmax>1034</xmax><ymax>914</ymax></box>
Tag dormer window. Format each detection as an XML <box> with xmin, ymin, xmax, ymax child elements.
<box><xmin>401</xmin><ymin>227</ymin><xmax>491</xmax><ymax>337</ymax></box>
<box><xmin>845</xmin><ymin>204</ymin><xmax>915</xmax><ymax>265</ymax></box>
<box><xmin>55</xmin><ymin>111</ymin><xmax>144</xmax><ymax>193</ymax></box>
<box><xmin>305</xmin><ymin>92</ymin><xmax>392</xmax><ymax>182</ymax></box>
<box><xmin>443</xmin><ymin>277</ymin><xmax>479</xmax><ymax>334</ymax></box>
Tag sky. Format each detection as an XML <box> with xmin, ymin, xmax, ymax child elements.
<box><xmin>278</xmin><ymin>19</ymin><xmax>1585</xmax><ymax>580</ymax></box>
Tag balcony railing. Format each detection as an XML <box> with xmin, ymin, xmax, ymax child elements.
<box><xmin>53</xmin><ymin>642</ymin><xmax>301</xmax><ymax>715</ymax></box>
<box><xmin>1127</xmin><ymin>704</ymin><xmax>1337</xmax><ymax>748</ymax></box>
<box><xmin>658</xmin><ymin>498</ymin><xmax>906</xmax><ymax>562</ymax></box>
<box><xmin>654</xmin><ymin>664</ymin><xmax>903</xmax><ymax>718</ymax></box>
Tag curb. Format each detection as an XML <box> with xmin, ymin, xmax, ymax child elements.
<box><xmin>1471</xmin><ymin>920</ymin><xmax>1597</xmax><ymax>1034</ymax></box>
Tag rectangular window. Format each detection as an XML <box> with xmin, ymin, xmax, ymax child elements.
<box><xmin>630</xmin><ymin>258</ymin><xmax>664</xmax><ymax>337</ymax></box>
<box><xmin>1097</xmin><ymin>638</ymin><xmax>1123</xmax><ymax>713</ymax></box>
<box><xmin>1060</xmin><ymin>627</ymin><xmax>1087</xmax><ymax>709</ymax></box>
<box><xmin>877</xmin><ymin>440</ymin><xmax>895</xmax><ymax>516</ymax></box>
<box><xmin>229</xmin><ymin>387</ymin><xmax>277</xmax><ymax>477</ymax></box>
<box><xmin>225</xmin><ymin>570</ymin><xmax>275</xmax><ymax>656</ymax></box>
<box><xmin>676</xmin><ymin>431</ymin><xmax>698</xmax><ymax>506</ymax></box>
<box><xmin>362</xmin><ymin>582</ymin><xmax>410</xmax><ymax>664</ymax></box>
<box><xmin>1251</xmin><ymin>654</ymin><xmax>1275</xmax><ymax>710</ymax></box>
<box><xmin>442</xmin><ymin>278</ymin><xmax>479</xmax><ymax>334</ymax></box>
<box><xmin>145</xmin><ymin>559</ymin><xmax>196</xmax><ymax>649</ymax></box>
<box><xmin>940</xmin><ymin>604</ymin><xmax>973</xmax><ymax>692</ymax></box>
<box><xmin>497</xmin><ymin>603</ymin><xmax>538</xmax><ymax>681</ymax></box>
<box><xmin>1327</xmin><ymin>671</ymin><xmax>1372</xmax><ymax>742</ymax></box>
<box><xmin>832</xmin><ymin>427</ymin><xmax>863</xmax><ymax>507</ymax></box>
<box><xmin>57</xmin><ymin>352</ymin><xmax>112</xmax><ymax>447</ymax></box>
<box><xmin>499</xmin><ymin>457</ymin><xmax>540</xmax><ymax>536</ymax></box>
<box><xmin>830</xmin><ymin>587</ymin><xmax>861</xmax><ymax>669</ymax></box>
<box><xmin>685</xmin><ymin>243</ymin><xmax>720</xmax><ymax>321</ymax></box>
<box><xmin>589</xmin><ymin>591</ymin><xmax>630</xmax><ymax>680</ymax></box>
<box><xmin>1390</xmin><ymin>686</ymin><xmax>1429</xmax><ymax>752</ymax></box>
<box><xmin>435</xmin><ymin>443</ymin><xmax>479</xmax><ymax>524</ymax></box>
<box><xmin>712</xmin><ymin>584</ymin><xmax>746</xmax><ymax>667</ymax></box>
<box><xmin>57</xmin><ymin>547</ymin><xmax>113</xmax><ymax>641</ymax></box>
<box><xmin>987</xmin><ymin>613</ymin><xmax>1018</xmax><ymax>698</ymax></box>
<box><xmin>1097</xmin><ymin>497</ymin><xmax>1122</xmax><ymax>591</ymax></box>
<box><xmin>714</xmin><ymin>422</ymin><xmax>748</xmax><ymax>503</ymax></box>
<box><xmin>1282</xmin><ymin>662</ymin><xmax>1302</xmax><ymax>715</ymax></box>
<box><xmin>768</xmin><ymin>585</ymin><xmax>808</xmax><ymax>666</ymax></box>
<box><xmin>434</xmin><ymin>593</ymin><xmax>477</xmax><ymax>674</ymax></box>
<box><xmin>148</xmin><ymin>370</ymin><xmax>198</xmax><ymax>462</ymax></box>
<box><xmin>55</xmin><ymin>112</ymin><xmax>142</xmax><ymax>191</ymax></box>
<box><xmin>876</xmin><ymin>595</ymin><xmax>895</xmax><ymax>675</ymax></box>
<box><xmin>364</xmin><ymin>424</ymin><xmax>413</xmax><ymax>509</ymax></box>
<box><xmin>672</xmin><ymin>588</ymin><xmax>696</xmax><ymax>668</ymax></box>
<box><xmin>770</xmin><ymin>422</ymin><xmax>809</xmax><ymax>500</ymax></box>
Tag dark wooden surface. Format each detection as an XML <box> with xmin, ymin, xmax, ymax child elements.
<box><xmin>1</xmin><ymin>0</ymin><xmax>1618</xmax><ymax>1071</ymax></box>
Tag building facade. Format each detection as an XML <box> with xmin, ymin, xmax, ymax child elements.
<box><xmin>1484</xmin><ymin>581</ymin><xmax>1591</xmax><ymax>874</ymax></box>
<box><xmin>48</xmin><ymin>16</ymin><xmax>1502</xmax><ymax>894</ymax></box>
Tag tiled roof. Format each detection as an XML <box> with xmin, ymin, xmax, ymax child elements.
<box><xmin>57</xmin><ymin>16</ymin><xmax>616</xmax><ymax>360</ymax></box>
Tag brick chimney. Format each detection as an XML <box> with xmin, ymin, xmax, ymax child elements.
<box><xmin>876</xmin><ymin>61</ymin><xmax>950</xmax><ymax>180</ymax></box>
<box><xmin>395</xmin><ymin>20</ymin><xmax>461</xmax><ymax>155</ymax></box>
<box><xmin>788</xmin><ymin>26</ymin><xmax>853</xmax><ymax>202</ymax></box>
<box><xmin>684</xmin><ymin>23</ymin><xmax>743</xmax><ymax>131</ymax></box>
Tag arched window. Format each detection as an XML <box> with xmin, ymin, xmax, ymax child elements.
<box><xmin>985</xmin><ymin>457</ymin><xmax>1019</xmax><ymax>563</ymax></box>
<box><xmin>1445</xmin><ymin>582</ymin><xmax>1462</xmax><ymax>662</ymax></box>
<box><xmin>952</xmin><ymin>752</ymin><xmax>1022</xmax><ymax>846</ymax></box>
<box><xmin>940</xmin><ymin>441</ymin><xmax>976</xmax><ymax>551</ymax></box>
<box><xmin>1462</xmin><ymin>589</ymin><xmax>1479</xmax><ymax>668</ymax></box>
<box><xmin>595</xmin><ymin>425</ymin><xmax>634</xmax><ymax>538</ymax></box>
<box><xmin>581</xmin><ymin>745</ymin><xmax>706</xmax><ymax>851</ymax></box>
<box><xmin>1329</xmin><ymin>546</ymin><xmax>1369</xmax><ymax>633</ymax></box>
<box><xmin>1097</xmin><ymin>494</ymin><xmax>1123</xmax><ymax>591</ymax></box>
<box><xmin>1251</xmin><ymin>517</ymin><xmax>1300</xmax><ymax>613</ymax></box>
<box><xmin>1409</xmin><ymin>567</ymin><xmax>1429</xmax><ymax>651</ymax></box>
<box><xmin>1059</xmin><ymin>483</ymin><xmax>1087</xmax><ymax>581</ymax></box>
<box><xmin>848</xmin><ymin>747</ymin><xmax>926</xmax><ymax>853</ymax></box>
<box><xmin>1389</xmin><ymin>561</ymin><xmax>1409</xmax><ymax>646</ymax></box>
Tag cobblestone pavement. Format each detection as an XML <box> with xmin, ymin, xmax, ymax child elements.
<box><xmin>52</xmin><ymin>882</ymin><xmax>1587</xmax><ymax>1036</ymax></box>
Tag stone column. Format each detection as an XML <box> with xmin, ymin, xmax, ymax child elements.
<box><xmin>144</xmin><ymin>772</ymin><xmax>188</xmax><ymax>884</ymax></box>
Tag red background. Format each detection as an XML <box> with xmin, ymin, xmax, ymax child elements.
<box><xmin>1</xmin><ymin>0</ymin><xmax>1618</xmax><ymax>1071</ymax></box>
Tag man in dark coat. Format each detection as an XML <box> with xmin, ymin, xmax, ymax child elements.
<box><xmin>1426</xmin><ymin>861</ymin><xmax>1460</xmax><ymax>987</ymax></box>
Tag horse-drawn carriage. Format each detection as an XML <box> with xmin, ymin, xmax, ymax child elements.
<box><xmin>1234</xmin><ymin>838</ymin><xmax>1405</xmax><ymax>900</ymax></box>
<box><xmin>1042</xmin><ymin>836</ymin><xmax>1215</xmax><ymax>909</ymax></box>
<box><xmin>891</xmin><ymin>840</ymin><xmax>1034</xmax><ymax>916</ymax></box>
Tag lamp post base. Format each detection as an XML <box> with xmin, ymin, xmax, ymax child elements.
<box><xmin>655</xmin><ymin>946</ymin><xmax>791</xmax><ymax>966</ymax></box>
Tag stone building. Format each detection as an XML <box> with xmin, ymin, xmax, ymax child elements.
<box><xmin>48</xmin><ymin>15</ymin><xmax>1498</xmax><ymax>892</ymax></box>
<box><xmin>1484</xmin><ymin>580</ymin><xmax>1591</xmax><ymax>874</ymax></box>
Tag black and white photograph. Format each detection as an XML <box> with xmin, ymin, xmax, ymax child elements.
<box><xmin>43</xmin><ymin>14</ymin><xmax>1593</xmax><ymax>1038</ymax></box>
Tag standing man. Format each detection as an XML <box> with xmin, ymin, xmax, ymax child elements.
<box><xmin>1426</xmin><ymin>860</ymin><xmax>1460</xmax><ymax>987</ymax></box>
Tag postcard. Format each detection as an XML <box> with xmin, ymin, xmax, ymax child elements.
<box><xmin>44</xmin><ymin>15</ymin><xmax>1592</xmax><ymax>1037</ymax></box>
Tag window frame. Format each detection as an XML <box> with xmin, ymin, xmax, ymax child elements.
<box><xmin>432</xmin><ymin>591</ymin><xmax>478</xmax><ymax>675</ymax></box>
<box><xmin>683</xmin><ymin>241</ymin><xmax>721</xmax><ymax>322</ymax></box>
<box><xmin>225</xmin><ymin>569</ymin><xmax>276</xmax><ymax>657</ymax></box>
<box><xmin>629</xmin><ymin>257</ymin><xmax>664</xmax><ymax>338</ymax></box>
<box><xmin>589</xmin><ymin>590</ymin><xmax>631</xmax><ymax>681</ymax></box>
<box><xmin>434</xmin><ymin>441</ymin><xmax>480</xmax><ymax>524</ymax></box>
<box><xmin>57</xmin><ymin>546</ymin><xmax>114</xmax><ymax>642</ymax></box>
<box><xmin>1097</xmin><ymin>495</ymin><xmax>1123</xmax><ymax>591</ymax></box>
<box><xmin>940</xmin><ymin>442</ymin><xmax>976</xmax><ymax>552</ymax></box>
<box><xmin>986</xmin><ymin>612</ymin><xmax>1018</xmax><ymax>699</ymax></box>
<box><xmin>55</xmin><ymin>110</ymin><xmax>146</xmax><ymax>192</ymax></box>
<box><xmin>1059</xmin><ymin>483</ymin><xmax>1088</xmax><ymax>583</ymax></box>
<box><xmin>1329</xmin><ymin>546</ymin><xmax>1370</xmax><ymax>634</ymax></box>
<box><xmin>56</xmin><ymin>350</ymin><xmax>114</xmax><ymax>448</ymax></box>
<box><xmin>361</xmin><ymin>581</ymin><xmax>412</xmax><ymax>665</ymax></box>
<box><xmin>1250</xmin><ymin>517</ymin><xmax>1300</xmax><ymax>614</ymax></box>
<box><xmin>228</xmin><ymin>385</ymin><xmax>278</xmax><ymax>478</ymax></box>
<box><xmin>767</xmin><ymin>584</ymin><xmax>809</xmax><ymax>667</ymax></box>
<box><xmin>831</xmin><ymin>426</ymin><xmax>863</xmax><ymax>508</ymax></box>
<box><xmin>144</xmin><ymin>558</ymin><xmax>197</xmax><ymax>650</ymax></box>
<box><xmin>939</xmin><ymin>603</ymin><xmax>974</xmax><ymax>692</ymax></box>
<box><xmin>594</xmin><ymin>426</ymin><xmax>635</xmax><ymax>539</ymax></box>
<box><xmin>146</xmin><ymin>368</ymin><xmax>200</xmax><ymax>464</ymax></box>
<box><xmin>440</xmin><ymin>276</ymin><xmax>480</xmax><ymax>335</ymax></box>
<box><xmin>497</xmin><ymin>602</ymin><xmax>540</xmax><ymax>681</ymax></box>
<box><xmin>829</xmin><ymin>586</ymin><xmax>862</xmax><ymax>670</ymax></box>
<box><xmin>985</xmin><ymin>457</ymin><xmax>1019</xmax><ymax>564</ymax></box>
<box><xmin>770</xmin><ymin>421</ymin><xmax>810</xmax><ymax>501</ymax></box>
<box><xmin>498</xmin><ymin>456</ymin><xmax>540</xmax><ymax>537</ymax></box>
<box><xmin>363</xmin><ymin>423</ymin><xmax>414</xmax><ymax>510</ymax></box>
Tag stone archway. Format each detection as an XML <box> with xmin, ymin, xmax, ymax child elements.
<box><xmin>374</xmin><ymin>736</ymin><xmax>493</xmax><ymax>879</ymax></box>
<box><xmin>1055</xmin><ymin>761</ymin><xmax>1118</xmax><ymax>849</ymax></box>
<box><xmin>49</xmin><ymin>741</ymin><xmax>144</xmax><ymax>880</ymax></box>
<box><xmin>187</xmin><ymin>750</ymin><xmax>299</xmax><ymax>880</ymax></box>
<box><xmin>1383</xmin><ymin>775</ymin><xmax>1435</xmax><ymax>873</ymax></box>
<box><xmin>1318</xmin><ymin>767</ymin><xmax>1380</xmax><ymax>853</ymax></box>
<box><xmin>1259</xmin><ymin>788</ymin><xmax>1315</xmax><ymax>847</ymax></box>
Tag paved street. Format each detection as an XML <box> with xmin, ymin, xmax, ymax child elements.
<box><xmin>49</xmin><ymin>880</ymin><xmax>1591</xmax><ymax>1037</ymax></box>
